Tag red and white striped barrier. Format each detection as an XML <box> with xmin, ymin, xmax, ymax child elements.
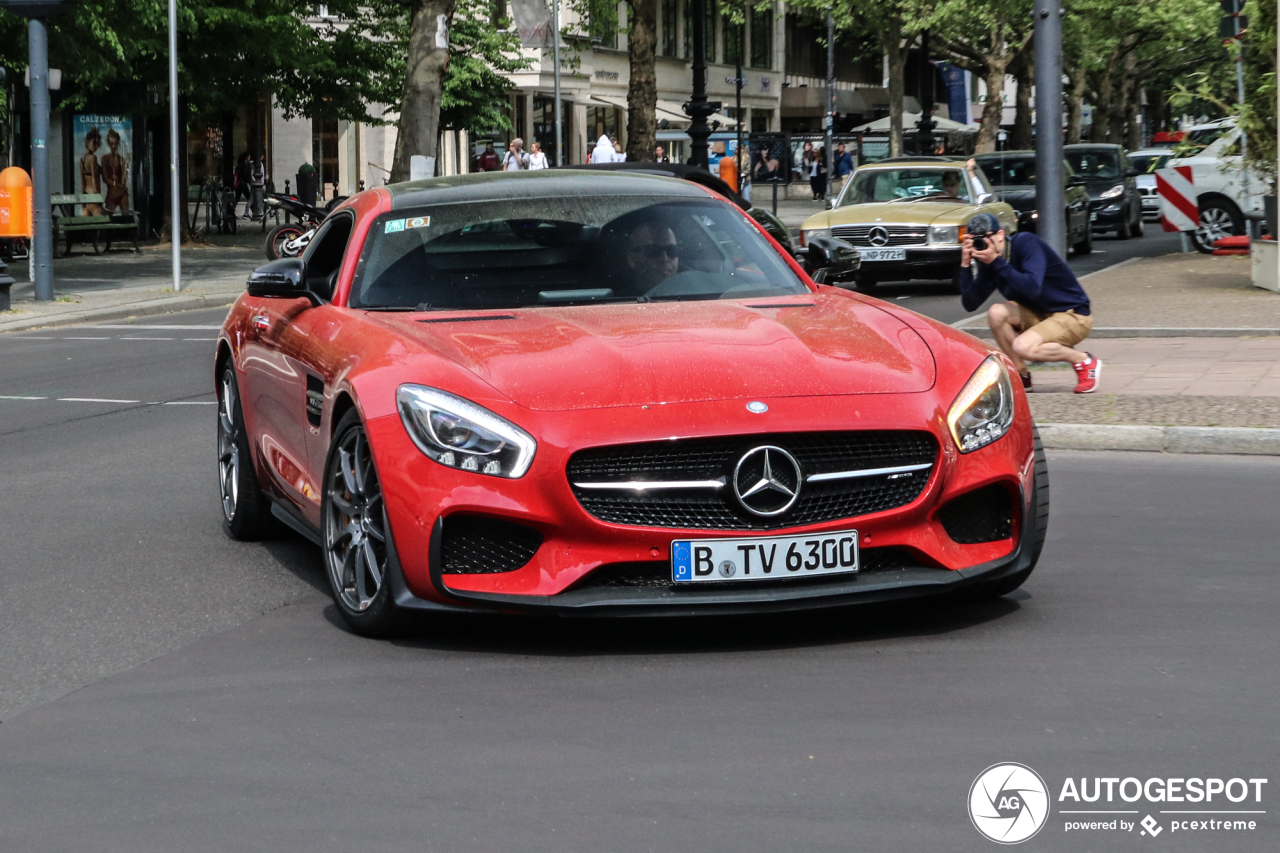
<box><xmin>1156</xmin><ymin>166</ymin><xmax>1198</xmax><ymax>233</ymax></box>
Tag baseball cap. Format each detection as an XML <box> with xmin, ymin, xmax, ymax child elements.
<box><xmin>966</xmin><ymin>212</ymin><xmax>1001</xmax><ymax>236</ymax></box>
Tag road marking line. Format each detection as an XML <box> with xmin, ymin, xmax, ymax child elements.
<box><xmin>163</xmin><ymin>401</ymin><xmax>217</xmax><ymax>405</ymax></box>
<box><xmin>58</xmin><ymin>397</ymin><xmax>141</xmax><ymax>404</ymax></box>
<box><xmin>120</xmin><ymin>336</ymin><xmax>176</xmax><ymax>341</ymax></box>
<box><xmin>0</xmin><ymin>395</ymin><xmax>48</xmax><ymax>400</ymax></box>
<box><xmin>183</xmin><ymin>337</ymin><xmax>217</xmax><ymax>341</ymax></box>
<box><xmin>62</xmin><ymin>336</ymin><xmax>111</xmax><ymax>340</ymax></box>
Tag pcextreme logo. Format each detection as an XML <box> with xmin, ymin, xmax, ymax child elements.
<box><xmin>968</xmin><ymin>763</ymin><xmax>1269</xmax><ymax>844</ymax></box>
<box><xmin>969</xmin><ymin>763</ymin><xmax>1051</xmax><ymax>844</ymax></box>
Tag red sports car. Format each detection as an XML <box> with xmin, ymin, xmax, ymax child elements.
<box><xmin>216</xmin><ymin>171</ymin><xmax>1048</xmax><ymax>636</ymax></box>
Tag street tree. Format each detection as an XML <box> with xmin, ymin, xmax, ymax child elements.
<box><xmin>625</xmin><ymin>0</ymin><xmax>657</xmax><ymax>162</ymax></box>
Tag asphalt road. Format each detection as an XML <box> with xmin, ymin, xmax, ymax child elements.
<box><xmin>0</xmin><ymin>308</ymin><xmax>1276</xmax><ymax>850</ymax></box>
<box><xmin>872</xmin><ymin>222</ymin><xmax>1181</xmax><ymax>325</ymax></box>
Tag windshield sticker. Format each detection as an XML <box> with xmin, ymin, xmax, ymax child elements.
<box><xmin>406</xmin><ymin>216</ymin><xmax>430</xmax><ymax>229</ymax></box>
<box><xmin>384</xmin><ymin>219</ymin><xmax>406</xmax><ymax>234</ymax></box>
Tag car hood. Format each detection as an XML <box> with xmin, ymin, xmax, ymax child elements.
<box><xmin>368</xmin><ymin>294</ymin><xmax>936</xmax><ymax>411</ymax></box>
<box><xmin>816</xmin><ymin>200</ymin><xmax>979</xmax><ymax>227</ymax></box>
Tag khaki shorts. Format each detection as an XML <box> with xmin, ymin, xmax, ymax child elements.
<box><xmin>1012</xmin><ymin>303</ymin><xmax>1093</xmax><ymax>348</ymax></box>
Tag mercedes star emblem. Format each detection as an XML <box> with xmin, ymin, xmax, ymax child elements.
<box><xmin>868</xmin><ymin>225</ymin><xmax>890</xmax><ymax>247</ymax></box>
<box><xmin>746</xmin><ymin>401</ymin><xmax>768</xmax><ymax>414</ymax></box>
<box><xmin>732</xmin><ymin>446</ymin><xmax>802</xmax><ymax>517</ymax></box>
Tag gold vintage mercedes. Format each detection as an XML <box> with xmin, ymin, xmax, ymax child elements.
<box><xmin>799</xmin><ymin>157</ymin><xmax>1017</xmax><ymax>291</ymax></box>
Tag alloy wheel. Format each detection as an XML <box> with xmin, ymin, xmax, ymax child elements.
<box><xmin>217</xmin><ymin>370</ymin><xmax>240</xmax><ymax>522</ymax></box>
<box><xmin>1196</xmin><ymin>207</ymin><xmax>1235</xmax><ymax>249</ymax></box>
<box><xmin>325</xmin><ymin>426</ymin><xmax>388</xmax><ymax>612</ymax></box>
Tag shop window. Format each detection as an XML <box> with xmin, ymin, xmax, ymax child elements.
<box><xmin>749</xmin><ymin>7</ymin><xmax>772</xmax><ymax>69</ymax></box>
<box><xmin>660</xmin><ymin>0</ymin><xmax>678</xmax><ymax>57</ymax></box>
<box><xmin>533</xmin><ymin>97</ymin><xmax>572</xmax><ymax>164</ymax></box>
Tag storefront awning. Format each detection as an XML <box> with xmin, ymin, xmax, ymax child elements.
<box><xmin>589</xmin><ymin>94</ymin><xmax>738</xmax><ymax>129</ymax></box>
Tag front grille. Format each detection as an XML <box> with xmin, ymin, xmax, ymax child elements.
<box><xmin>440</xmin><ymin>514</ymin><xmax>542</xmax><ymax>573</ymax></box>
<box><xmin>831</xmin><ymin>224</ymin><xmax>928</xmax><ymax>247</ymax></box>
<box><xmin>568</xmin><ymin>431</ymin><xmax>938</xmax><ymax>530</ymax></box>
<box><xmin>938</xmin><ymin>485</ymin><xmax>1014</xmax><ymax>544</ymax></box>
<box><xmin>571</xmin><ymin>547</ymin><xmax>927</xmax><ymax>590</ymax></box>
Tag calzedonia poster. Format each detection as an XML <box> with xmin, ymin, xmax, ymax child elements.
<box><xmin>73</xmin><ymin>114</ymin><xmax>132</xmax><ymax>215</ymax></box>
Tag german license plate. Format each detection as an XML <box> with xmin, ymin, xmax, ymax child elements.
<box><xmin>860</xmin><ymin>248</ymin><xmax>906</xmax><ymax>262</ymax></box>
<box><xmin>671</xmin><ymin>529</ymin><xmax>859</xmax><ymax>583</ymax></box>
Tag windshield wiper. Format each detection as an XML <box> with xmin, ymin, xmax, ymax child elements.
<box><xmin>890</xmin><ymin>192</ymin><xmax>965</xmax><ymax>203</ymax></box>
<box><xmin>362</xmin><ymin>302</ymin><xmax>433</xmax><ymax>312</ymax></box>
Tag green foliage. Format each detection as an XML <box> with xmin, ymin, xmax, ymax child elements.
<box><xmin>440</xmin><ymin>0</ymin><xmax>529</xmax><ymax>131</ymax></box>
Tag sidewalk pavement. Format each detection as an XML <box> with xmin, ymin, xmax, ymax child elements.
<box><xmin>0</xmin><ymin>232</ymin><xmax>264</xmax><ymax>333</ymax></box>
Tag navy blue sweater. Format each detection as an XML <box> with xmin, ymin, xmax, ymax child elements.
<box><xmin>957</xmin><ymin>231</ymin><xmax>1091</xmax><ymax>315</ymax></box>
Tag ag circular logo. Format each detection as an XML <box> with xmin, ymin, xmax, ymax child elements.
<box><xmin>968</xmin><ymin>763</ymin><xmax>1050</xmax><ymax>844</ymax></box>
<box><xmin>867</xmin><ymin>225</ymin><xmax>890</xmax><ymax>247</ymax></box>
<box><xmin>732</xmin><ymin>446</ymin><xmax>801</xmax><ymax>517</ymax></box>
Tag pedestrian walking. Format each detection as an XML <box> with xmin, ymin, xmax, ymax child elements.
<box><xmin>806</xmin><ymin>147</ymin><xmax>826</xmax><ymax>200</ymax></box>
<box><xmin>832</xmin><ymin>143</ymin><xmax>854</xmax><ymax>196</ymax></box>
<box><xmin>590</xmin><ymin>135</ymin><xmax>616</xmax><ymax>164</ymax></box>
<box><xmin>612</xmin><ymin>138</ymin><xmax>626</xmax><ymax>162</ymax></box>
<box><xmin>527</xmin><ymin>142</ymin><xmax>549</xmax><ymax>170</ymax></box>
<box><xmin>477</xmin><ymin>142</ymin><xmax>500</xmax><ymax>172</ymax></box>
<box><xmin>248</xmin><ymin>153</ymin><xmax>267</xmax><ymax>220</ymax></box>
<box><xmin>503</xmin><ymin>138</ymin><xmax>529</xmax><ymax>171</ymax></box>
<box><xmin>234</xmin><ymin>152</ymin><xmax>252</xmax><ymax>217</ymax></box>
<box><xmin>654</xmin><ymin>145</ymin><xmax>670</xmax><ymax>164</ymax></box>
<box><xmin>958</xmin><ymin>212</ymin><xmax>1101</xmax><ymax>394</ymax></box>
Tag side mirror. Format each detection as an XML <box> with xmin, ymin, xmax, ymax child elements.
<box><xmin>806</xmin><ymin>235</ymin><xmax>861</xmax><ymax>284</ymax></box>
<box><xmin>247</xmin><ymin>258</ymin><xmax>321</xmax><ymax>305</ymax></box>
<box><xmin>1125</xmin><ymin>167</ymin><xmax>1140</xmax><ymax>178</ymax></box>
<box><xmin>1067</xmin><ymin>174</ymin><xmax>1086</xmax><ymax>187</ymax></box>
<box><xmin>976</xmin><ymin>191</ymin><xmax>996</xmax><ymax>204</ymax></box>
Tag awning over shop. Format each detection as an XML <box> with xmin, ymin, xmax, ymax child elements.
<box><xmin>850</xmin><ymin>112</ymin><xmax>977</xmax><ymax>133</ymax></box>
<box><xmin>588</xmin><ymin>94</ymin><xmax>738</xmax><ymax>129</ymax></box>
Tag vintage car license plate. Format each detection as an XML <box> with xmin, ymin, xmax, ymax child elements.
<box><xmin>671</xmin><ymin>530</ymin><xmax>859</xmax><ymax>583</ymax></box>
<box><xmin>860</xmin><ymin>248</ymin><xmax>907</xmax><ymax>262</ymax></box>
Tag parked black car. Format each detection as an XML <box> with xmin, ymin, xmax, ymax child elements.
<box><xmin>1063</xmin><ymin>143</ymin><xmax>1145</xmax><ymax>239</ymax></box>
<box><xmin>561</xmin><ymin>162</ymin><xmax>799</xmax><ymax>258</ymax></box>
<box><xmin>973</xmin><ymin>151</ymin><xmax>1094</xmax><ymax>255</ymax></box>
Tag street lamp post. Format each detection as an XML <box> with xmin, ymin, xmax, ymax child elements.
<box><xmin>552</xmin><ymin>0</ymin><xmax>563</xmax><ymax>166</ymax></box>
<box><xmin>684</xmin><ymin>0</ymin><xmax>717</xmax><ymax>169</ymax></box>
<box><xmin>1033</xmin><ymin>0</ymin><xmax>1066</xmax><ymax>257</ymax></box>
<box><xmin>825</xmin><ymin>10</ymin><xmax>834</xmax><ymax>203</ymax></box>
<box><xmin>27</xmin><ymin>16</ymin><xmax>52</xmax><ymax>301</ymax></box>
<box><xmin>169</xmin><ymin>0</ymin><xmax>180</xmax><ymax>290</ymax></box>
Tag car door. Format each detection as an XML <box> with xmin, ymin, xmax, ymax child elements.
<box><xmin>241</xmin><ymin>213</ymin><xmax>354</xmax><ymax>514</ymax></box>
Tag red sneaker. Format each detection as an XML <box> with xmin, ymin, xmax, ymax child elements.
<box><xmin>1073</xmin><ymin>354</ymin><xmax>1101</xmax><ymax>394</ymax></box>
<box><xmin>1018</xmin><ymin>372</ymin><xmax>1033</xmax><ymax>392</ymax></box>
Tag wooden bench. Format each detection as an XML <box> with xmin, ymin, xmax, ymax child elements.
<box><xmin>50</xmin><ymin>193</ymin><xmax>140</xmax><ymax>256</ymax></box>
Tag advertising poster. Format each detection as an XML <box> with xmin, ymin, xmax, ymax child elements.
<box><xmin>74</xmin><ymin>114</ymin><xmax>132</xmax><ymax>215</ymax></box>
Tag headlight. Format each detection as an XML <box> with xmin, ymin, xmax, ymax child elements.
<box><xmin>800</xmin><ymin>227</ymin><xmax>830</xmax><ymax>247</ymax></box>
<box><xmin>947</xmin><ymin>356</ymin><xmax>1015</xmax><ymax>453</ymax></box>
<box><xmin>1100</xmin><ymin>184</ymin><xmax>1124</xmax><ymax>199</ymax></box>
<box><xmin>397</xmin><ymin>385</ymin><xmax>536</xmax><ymax>478</ymax></box>
<box><xmin>928</xmin><ymin>225</ymin><xmax>960</xmax><ymax>245</ymax></box>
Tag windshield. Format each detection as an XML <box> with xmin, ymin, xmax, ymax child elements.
<box><xmin>350</xmin><ymin>197</ymin><xmax>808</xmax><ymax>310</ymax></box>
<box><xmin>842</xmin><ymin>168</ymin><xmax>970</xmax><ymax>205</ymax></box>
<box><xmin>1186</xmin><ymin>126</ymin><xmax>1230</xmax><ymax>148</ymax></box>
<box><xmin>1129</xmin><ymin>154</ymin><xmax>1171</xmax><ymax>174</ymax></box>
<box><xmin>974</xmin><ymin>155</ymin><xmax>1038</xmax><ymax>186</ymax></box>
<box><xmin>1064</xmin><ymin>151</ymin><xmax>1121</xmax><ymax>180</ymax></box>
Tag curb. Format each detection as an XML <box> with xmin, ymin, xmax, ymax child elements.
<box><xmin>0</xmin><ymin>292</ymin><xmax>241</xmax><ymax>333</ymax></box>
<box><xmin>956</xmin><ymin>326</ymin><xmax>1280</xmax><ymax>339</ymax></box>
<box><xmin>1039</xmin><ymin>423</ymin><xmax>1280</xmax><ymax>455</ymax></box>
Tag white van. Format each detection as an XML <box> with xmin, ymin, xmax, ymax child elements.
<box><xmin>1168</xmin><ymin>119</ymin><xmax>1267</xmax><ymax>252</ymax></box>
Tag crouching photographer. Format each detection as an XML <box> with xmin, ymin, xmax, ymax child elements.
<box><xmin>958</xmin><ymin>213</ymin><xmax>1101</xmax><ymax>394</ymax></box>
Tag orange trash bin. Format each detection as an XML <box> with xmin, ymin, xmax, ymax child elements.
<box><xmin>0</xmin><ymin>167</ymin><xmax>33</xmax><ymax>238</ymax></box>
<box><xmin>717</xmin><ymin>155</ymin><xmax>738</xmax><ymax>196</ymax></box>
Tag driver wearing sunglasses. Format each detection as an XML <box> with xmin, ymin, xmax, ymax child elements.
<box><xmin>626</xmin><ymin>220</ymin><xmax>680</xmax><ymax>290</ymax></box>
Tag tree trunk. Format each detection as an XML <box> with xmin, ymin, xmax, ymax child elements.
<box><xmin>884</xmin><ymin>19</ymin><xmax>907</xmax><ymax>157</ymax></box>
<box><xmin>625</xmin><ymin>0</ymin><xmax>657</xmax><ymax>162</ymax></box>
<box><xmin>1123</xmin><ymin>51</ymin><xmax>1141</xmax><ymax>148</ymax></box>
<box><xmin>1011</xmin><ymin>51</ymin><xmax>1033</xmax><ymax>151</ymax></box>
<box><xmin>1089</xmin><ymin>66</ymin><xmax>1113</xmax><ymax>143</ymax></box>
<box><xmin>1065</xmin><ymin>65</ymin><xmax>1087</xmax><ymax>144</ymax></box>
<box><xmin>391</xmin><ymin>0</ymin><xmax>458</xmax><ymax>183</ymax></box>
<box><xmin>976</xmin><ymin>63</ymin><xmax>1007</xmax><ymax>154</ymax></box>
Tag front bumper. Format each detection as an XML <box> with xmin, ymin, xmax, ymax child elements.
<box><xmin>1090</xmin><ymin>201</ymin><xmax>1127</xmax><ymax>229</ymax></box>
<box><xmin>368</xmin><ymin>394</ymin><xmax>1037</xmax><ymax>617</ymax></box>
<box><xmin>855</xmin><ymin>246</ymin><xmax>961</xmax><ymax>280</ymax></box>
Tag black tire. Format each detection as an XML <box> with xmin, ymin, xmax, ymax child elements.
<box><xmin>1131</xmin><ymin>205</ymin><xmax>1144</xmax><ymax>237</ymax></box>
<box><xmin>265</xmin><ymin>223</ymin><xmax>307</xmax><ymax>261</ymax></box>
<box><xmin>321</xmin><ymin>409</ymin><xmax>407</xmax><ymax>638</ymax></box>
<box><xmin>972</xmin><ymin>423</ymin><xmax>1050</xmax><ymax>600</ymax></box>
<box><xmin>1072</xmin><ymin>222</ymin><xmax>1093</xmax><ymax>255</ymax></box>
<box><xmin>1115</xmin><ymin>214</ymin><xmax>1132</xmax><ymax>240</ymax></box>
<box><xmin>217</xmin><ymin>365</ymin><xmax>276</xmax><ymax>540</ymax></box>
<box><xmin>1192</xmin><ymin>197</ymin><xmax>1243</xmax><ymax>254</ymax></box>
<box><xmin>854</xmin><ymin>274</ymin><xmax>877</xmax><ymax>291</ymax></box>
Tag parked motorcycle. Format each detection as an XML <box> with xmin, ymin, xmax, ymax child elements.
<box><xmin>262</xmin><ymin>193</ymin><xmax>328</xmax><ymax>260</ymax></box>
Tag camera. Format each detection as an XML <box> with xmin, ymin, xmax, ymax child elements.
<box><xmin>971</xmin><ymin>233</ymin><xmax>987</xmax><ymax>252</ymax></box>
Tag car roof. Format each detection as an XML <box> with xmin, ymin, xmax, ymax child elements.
<box><xmin>1184</xmin><ymin>118</ymin><xmax>1234</xmax><ymax>131</ymax></box>
<box><xmin>859</xmin><ymin>158</ymin><xmax>965</xmax><ymax>168</ymax></box>
<box><xmin>1128</xmin><ymin>148</ymin><xmax>1171</xmax><ymax>157</ymax></box>
<box><xmin>973</xmin><ymin>150</ymin><xmax>1035</xmax><ymax>158</ymax></box>
<box><xmin>560</xmin><ymin>162</ymin><xmax>749</xmax><ymax>210</ymax></box>
<box><xmin>385</xmin><ymin>170</ymin><xmax>714</xmax><ymax>210</ymax></box>
<box><xmin>1063</xmin><ymin>143</ymin><xmax>1123</xmax><ymax>152</ymax></box>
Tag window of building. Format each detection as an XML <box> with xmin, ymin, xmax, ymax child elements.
<box><xmin>660</xmin><ymin>0</ymin><xmax>678</xmax><ymax>57</ymax></box>
<box><xmin>684</xmin><ymin>0</ymin><xmax>716</xmax><ymax>61</ymax></box>
<box><xmin>749</xmin><ymin>7</ymin><xmax>772</xmax><ymax>69</ymax></box>
<box><xmin>533</xmin><ymin>97</ymin><xmax>572</xmax><ymax>165</ymax></box>
<box><xmin>490</xmin><ymin>0</ymin><xmax>507</xmax><ymax>27</ymax></box>
<box><xmin>585</xmin><ymin>106</ymin><xmax>621</xmax><ymax>148</ymax></box>
<box><xmin>723</xmin><ymin>17</ymin><xmax>743</xmax><ymax>67</ymax></box>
